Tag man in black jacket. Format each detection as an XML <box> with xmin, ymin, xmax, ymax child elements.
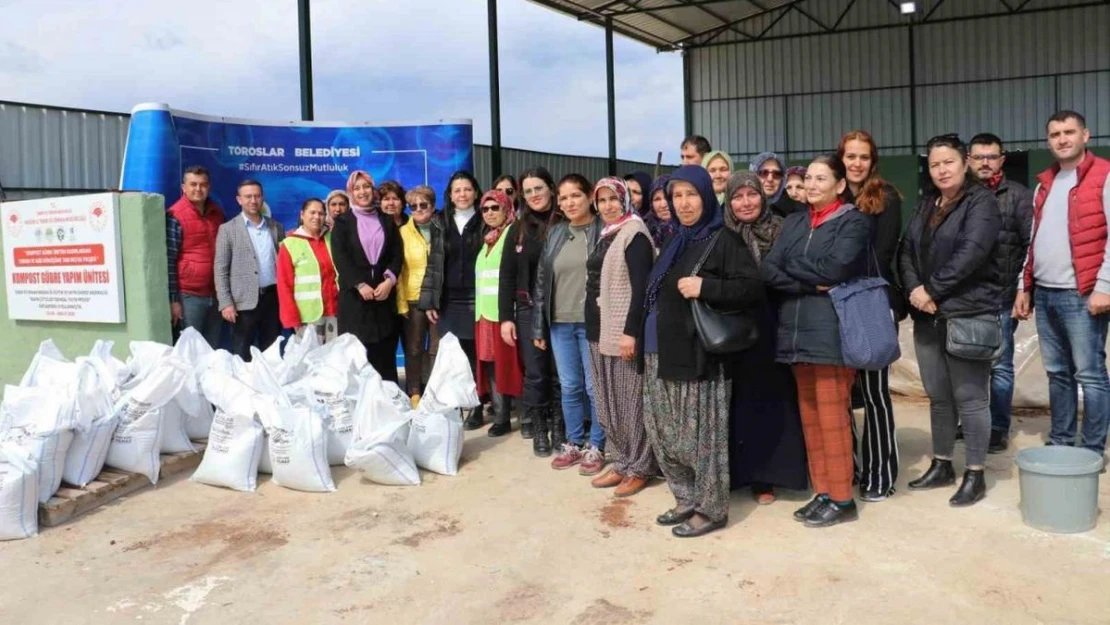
<box><xmin>969</xmin><ymin>133</ymin><xmax>1033</xmax><ymax>453</ymax></box>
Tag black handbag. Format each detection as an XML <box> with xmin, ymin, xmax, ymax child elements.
<box><xmin>688</xmin><ymin>231</ymin><xmax>760</xmax><ymax>354</ymax></box>
<box><xmin>946</xmin><ymin>314</ymin><xmax>1003</xmax><ymax>361</ymax></box>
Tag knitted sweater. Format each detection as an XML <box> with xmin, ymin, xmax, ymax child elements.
<box><xmin>597</xmin><ymin>219</ymin><xmax>653</xmax><ymax>356</ymax></box>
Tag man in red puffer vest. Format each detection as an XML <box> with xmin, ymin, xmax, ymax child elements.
<box><xmin>167</xmin><ymin>166</ymin><xmax>226</xmax><ymax>347</ymax></box>
<box><xmin>1015</xmin><ymin>110</ymin><xmax>1110</xmax><ymax>455</ymax></box>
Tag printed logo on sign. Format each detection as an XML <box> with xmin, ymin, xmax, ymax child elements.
<box><xmin>89</xmin><ymin>203</ymin><xmax>109</xmax><ymax>232</ymax></box>
<box><xmin>4</xmin><ymin>211</ymin><xmax>22</xmax><ymax>238</ymax></box>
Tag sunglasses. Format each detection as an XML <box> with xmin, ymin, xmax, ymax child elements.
<box><xmin>523</xmin><ymin>185</ymin><xmax>548</xmax><ymax>197</ymax></box>
<box><xmin>410</xmin><ymin>201</ymin><xmax>432</xmax><ymax>210</ymax></box>
<box><xmin>758</xmin><ymin>169</ymin><xmax>783</xmax><ymax>180</ymax></box>
<box><xmin>480</xmin><ymin>204</ymin><xmax>502</xmax><ymax>214</ymax></box>
<box><xmin>498</xmin><ymin>188</ymin><xmax>515</xmax><ymax>196</ymax></box>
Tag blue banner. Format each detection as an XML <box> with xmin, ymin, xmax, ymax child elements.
<box><xmin>119</xmin><ymin>103</ymin><xmax>474</xmax><ymax>229</ymax></box>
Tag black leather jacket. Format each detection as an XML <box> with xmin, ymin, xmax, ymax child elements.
<box><xmin>531</xmin><ymin>219</ymin><xmax>602</xmax><ymax>340</ymax></box>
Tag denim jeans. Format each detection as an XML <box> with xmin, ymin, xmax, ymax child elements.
<box><xmin>1034</xmin><ymin>288</ymin><xmax>1110</xmax><ymax>453</ymax></box>
<box><xmin>180</xmin><ymin>294</ymin><xmax>222</xmax><ymax>349</ymax></box>
<box><xmin>549</xmin><ymin>322</ymin><xmax>602</xmax><ymax>449</ymax></box>
<box><xmin>989</xmin><ymin>312</ymin><xmax>1019</xmax><ymax>434</ymax></box>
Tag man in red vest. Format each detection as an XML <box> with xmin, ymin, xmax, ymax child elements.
<box><xmin>167</xmin><ymin>166</ymin><xmax>226</xmax><ymax>348</ymax></box>
<box><xmin>1015</xmin><ymin>110</ymin><xmax>1110</xmax><ymax>454</ymax></box>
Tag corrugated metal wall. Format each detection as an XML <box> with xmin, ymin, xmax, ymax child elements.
<box><xmin>688</xmin><ymin>3</ymin><xmax>1110</xmax><ymax>162</ymax></box>
<box><xmin>0</xmin><ymin>101</ymin><xmax>671</xmax><ymax>202</ymax></box>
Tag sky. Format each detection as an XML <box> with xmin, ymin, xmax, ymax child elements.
<box><xmin>0</xmin><ymin>0</ymin><xmax>685</xmax><ymax>164</ymax></box>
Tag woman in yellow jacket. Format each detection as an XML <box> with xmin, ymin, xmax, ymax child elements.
<box><xmin>398</xmin><ymin>185</ymin><xmax>441</xmax><ymax>405</ymax></box>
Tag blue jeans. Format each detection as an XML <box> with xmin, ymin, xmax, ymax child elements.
<box><xmin>1034</xmin><ymin>288</ymin><xmax>1110</xmax><ymax>453</ymax></box>
<box><xmin>180</xmin><ymin>294</ymin><xmax>223</xmax><ymax>349</ymax></box>
<box><xmin>989</xmin><ymin>312</ymin><xmax>1019</xmax><ymax>434</ymax></box>
<box><xmin>549</xmin><ymin>322</ymin><xmax>602</xmax><ymax>449</ymax></box>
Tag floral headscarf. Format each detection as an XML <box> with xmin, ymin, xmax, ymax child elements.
<box><xmin>644</xmin><ymin>174</ymin><xmax>675</xmax><ymax>247</ymax></box>
<box><xmin>724</xmin><ymin>171</ymin><xmax>783</xmax><ymax>263</ymax></box>
<box><xmin>478</xmin><ymin>189</ymin><xmax>516</xmax><ymax>248</ymax></box>
<box><xmin>593</xmin><ymin>177</ymin><xmax>641</xmax><ymax>239</ymax></box>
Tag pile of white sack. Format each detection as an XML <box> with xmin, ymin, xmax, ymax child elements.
<box><xmin>0</xmin><ymin>329</ymin><xmax>479</xmax><ymax>541</ymax></box>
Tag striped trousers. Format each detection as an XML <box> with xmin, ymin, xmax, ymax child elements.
<box><xmin>588</xmin><ymin>343</ymin><xmax>658</xmax><ymax>478</ymax></box>
<box><xmin>850</xmin><ymin>367</ymin><xmax>900</xmax><ymax>495</ymax></box>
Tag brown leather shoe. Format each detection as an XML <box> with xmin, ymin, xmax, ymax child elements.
<box><xmin>614</xmin><ymin>475</ymin><xmax>649</xmax><ymax>497</ymax></box>
<box><xmin>591</xmin><ymin>468</ymin><xmax>623</xmax><ymax>488</ymax></box>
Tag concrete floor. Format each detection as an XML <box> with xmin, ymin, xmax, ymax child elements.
<box><xmin>2</xmin><ymin>398</ymin><xmax>1108</xmax><ymax>625</ymax></box>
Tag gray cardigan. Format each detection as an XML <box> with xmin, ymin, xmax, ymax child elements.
<box><xmin>213</xmin><ymin>215</ymin><xmax>285</xmax><ymax>312</ymax></box>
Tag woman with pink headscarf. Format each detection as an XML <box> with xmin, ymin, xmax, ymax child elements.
<box><xmin>330</xmin><ymin>170</ymin><xmax>404</xmax><ymax>381</ymax></box>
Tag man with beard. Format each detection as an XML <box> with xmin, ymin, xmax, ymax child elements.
<box><xmin>968</xmin><ymin>133</ymin><xmax>1032</xmax><ymax>453</ymax></box>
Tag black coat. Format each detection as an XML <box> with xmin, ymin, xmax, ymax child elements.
<box><xmin>899</xmin><ymin>183</ymin><xmax>1004</xmax><ymax>320</ymax></box>
<box><xmin>498</xmin><ymin>216</ymin><xmax>546</xmax><ymax>321</ymax></box>
<box><xmin>847</xmin><ymin>183</ymin><xmax>906</xmax><ymax>319</ymax></box>
<box><xmin>417</xmin><ymin>208</ymin><xmax>483</xmax><ymax>312</ymax></box>
<box><xmin>994</xmin><ymin>179</ymin><xmax>1034</xmax><ymax>306</ymax></box>
<box><xmin>647</xmin><ymin>229</ymin><xmax>766</xmax><ymax>382</ymax></box>
<box><xmin>331</xmin><ymin>210</ymin><xmax>403</xmax><ymax>345</ymax></box>
<box><xmin>761</xmin><ymin>204</ymin><xmax>870</xmax><ymax>366</ymax></box>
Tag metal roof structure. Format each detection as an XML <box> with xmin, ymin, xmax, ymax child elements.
<box><xmin>527</xmin><ymin>0</ymin><xmax>1109</xmax><ymax>51</ymax></box>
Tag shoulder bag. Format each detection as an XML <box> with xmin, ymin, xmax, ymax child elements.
<box><xmin>688</xmin><ymin>231</ymin><xmax>760</xmax><ymax>354</ymax></box>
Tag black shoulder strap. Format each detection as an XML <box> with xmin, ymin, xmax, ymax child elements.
<box><xmin>690</xmin><ymin>230</ymin><xmax>722</xmax><ymax>277</ymax></box>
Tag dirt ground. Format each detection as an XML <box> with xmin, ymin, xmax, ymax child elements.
<box><xmin>2</xmin><ymin>397</ymin><xmax>1108</xmax><ymax>625</ymax></box>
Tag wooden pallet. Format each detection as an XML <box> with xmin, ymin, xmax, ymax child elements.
<box><xmin>38</xmin><ymin>442</ymin><xmax>206</xmax><ymax>528</ymax></box>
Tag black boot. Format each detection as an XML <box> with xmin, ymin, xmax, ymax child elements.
<box><xmin>550</xmin><ymin>406</ymin><xmax>567</xmax><ymax>450</ymax></box>
<box><xmin>949</xmin><ymin>469</ymin><xmax>986</xmax><ymax>507</ymax></box>
<box><xmin>988</xmin><ymin>430</ymin><xmax>1009</xmax><ymax>454</ymax></box>
<box><xmin>464</xmin><ymin>404</ymin><xmax>485</xmax><ymax>431</ymax></box>
<box><xmin>520</xmin><ymin>406</ymin><xmax>535</xmax><ymax>439</ymax></box>
<box><xmin>908</xmin><ymin>458</ymin><xmax>956</xmax><ymax>490</ymax></box>
<box><xmin>532</xmin><ymin>408</ymin><xmax>552</xmax><ymax>457</ymax></box>
<box><xmin>488</xmin><ymin>398</ymin><xmax>512</xmax><ymax>437</ymax></box>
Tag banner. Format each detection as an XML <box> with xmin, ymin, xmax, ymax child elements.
<box><xmin>2</xmin><ymin>193</ymin><xmax>126</xmax><ymax>323</ymax></box>
<box><xmin>119</xmin><ymin>103</ymin><xmax>474</xmax><ymax>228</ymax></box>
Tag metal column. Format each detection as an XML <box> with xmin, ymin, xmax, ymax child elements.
<box><xmin>488</xmin><ymin>0</ymin><xmax>503</xmax><ymax>177</ymax></box>
<box><xmin>605</xmin><ymin>17</ymin><xmax>617</xmax><ymax>175</ymax></box>
<box><xmin>682</xmin><ymin>50</ymin><xmax>693</xmax><ymax>138</ymax></box>
<box><xmin>297</xmin><ymin>0</ymin><xmax>314</xmax><ymax>121</ymax></box>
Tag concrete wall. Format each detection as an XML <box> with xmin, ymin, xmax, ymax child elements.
<box><xmin>0</xmin><ymin>192</ymin><xmax>170</xmax><ymax>386</ymax></box>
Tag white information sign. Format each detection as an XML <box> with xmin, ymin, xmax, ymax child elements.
<box><xmin>2</xmin><ymin>192</ymin><xmax>126</xmax><ymax>323</ymax></box>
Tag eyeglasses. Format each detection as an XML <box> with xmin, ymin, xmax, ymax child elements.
<box><xmin>758</xmin><ymin>169</ymin><xmax>783</xmax><ymax>180</ymax></box>
<box><xmin>497</xmin><ymin>187</ymin><xmax>515</xmax><ymax>196</ymax></box>
<box><xmin>969</xmin><ymin>154</ymin><xmax>1002</xmax><ymax>162</ymax></box>
<box><xmin>523</xmin><ymin>185</ymin><xmax>548</xmax><ymax>197</ymax></box>
<box><xmin>480</xmin><ymin>205</ymin><xmax>502</xmax><ymax>214</ymax></box>
<box><xmin>410</xmin><ymin>201</ymin><xmax>432</xmax><ymax>210</ymax></box>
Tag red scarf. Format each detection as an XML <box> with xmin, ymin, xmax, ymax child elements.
<box><xmin>809</xmin><ymin>198</ymin><xmax>845</xmax><ymax>229</ymax></box>
<box><xmin>986</xmin><ymin>172</ymin><xmax>1004</xmax><ymax>191</ymax></box>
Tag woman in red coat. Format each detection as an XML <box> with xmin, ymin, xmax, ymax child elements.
<box><xmin>277</xmin><ymin>198</ymin><xmax>340</xmax><ymax>343</ymax></box>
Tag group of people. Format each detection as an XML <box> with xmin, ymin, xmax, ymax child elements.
<box><xmin>165</xmin><ymin>108</ymin><xmax>1110</xmax><ymax>537</ymax></box>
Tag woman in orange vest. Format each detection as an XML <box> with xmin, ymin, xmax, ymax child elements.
<box><xmin>277</xmin><ymin>198</ymin><xmax>340</xmax><ymax>343</ymax></box>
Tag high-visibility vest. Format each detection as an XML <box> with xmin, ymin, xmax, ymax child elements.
<box><xmin>281</xmin><ymin>233</ymin><xmax>333</xmax><ymax>324</ymax></box>
<box><xmin>474</xmin><ymin>230</ymin><xmax>507</xmax><ymax>322</ymax></box>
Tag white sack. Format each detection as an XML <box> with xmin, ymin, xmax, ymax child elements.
<box><xmin>419</xmin><ymin>333</ymin><xmax>480</xmax><ymax>413</ymax></box>
<box><xmin>190</xmin><ymin>408</ymin><xmax>264</xmax><ymax>492</ymax></box>
<box><xmin>345</xmin><ymin>418</ymin><xmax>419</xmax><ymax>486</ymax></box>
<box><xmin>279</xmin><ymin>328</ymin><xmax>320</xmax><ymax>384</ymax></box>
<box><xmin>171</xmin><ymin>328</ymin><xmax>216</xmax><ymax>439</ymax></box>
<box><xmin>262</xmin><ymin>404</ymin><xmax>335</xmax><ymax>493</ymax></box>
<box><xmin>0</xmin><ymin>386</ymin><xmax>75</xmax><ymax>503</ymax></box>
<box><xmin>105</xmin><ymin>357</ymin><xmax>191</xmax><ymax>484</ymax></box>
<box><xmin>300</xmin><ymin>364</ymin><xmax>354</xmax><ymax>467</ymax></box>
<box><xmin>159</xmin><ymin>400</ymin><xmax>196</xmax><ymax>454</ymax></box>
<box><xmin>62</xmin><ymin>360</ymin><xmax>119</xmax><ymax>487</ymax></box>
<box><xmin>88</xmin><ymin>340</ymin><xmax>128</xmax><ymax>393</ymax></box>
<box><xmin>407</xmin><ymin>408</ymin><xmax>464</xmax><ymax>476</ymax></box>
<box><xmin>122</xmin><ymin>341</ymin><xmax>173</xmax><ymax>390</ymax></box>
<box><xmin>0</xmin><ymin>443</ymin><xmax>38</xmax><ymax>541</ymax></box>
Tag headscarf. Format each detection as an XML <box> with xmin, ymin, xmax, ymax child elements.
<box><xmin>724</xmin><ymin>171</ymin><xmax>783</xmax><ymax>264</ymax></box>
<box><xmin>645</xmin><ymin>165</ymin><xmax>724</xmax><ymax>311</ymax></box>
<box><xmin>785</xmin><ymin>165</ymin><xmax>807</xmax><ymax>182</ymax></box>
<box><xmin>624</xmin><ymin>171</ymin><xmax>653</xmax><ymax>217</ymax></box>
<box><xmin>594</xmin><ymin>177</ymin><xmax>641</xmax><ymax>239</ymax></box>
<box><xmin>749</xmin><ymin>152</ymin><xmax>787</xmax><ymax>206</ymax></box>
<box><xmin>346</xmin><ymin>170</ymin><xmax>376</xmax><ymax>212</ymax></box>
<box><xmin>479</xmin><ymin>189</ymin><xmax>516</xmax><ymax>248</ymax></box>
<box><xmin>701</xmin><ymin>150</ymin><xmax>734</xmax><ymax>205</ymax></box>
<box><xmin>324</xmin><ymin>189</ymin><xmax>349</xmax><ymax>229</ymax></box>
<box><xmin>644</xmin><ymin>174</ymin><xmax>675</xmax><ymax>248</ymax></box>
